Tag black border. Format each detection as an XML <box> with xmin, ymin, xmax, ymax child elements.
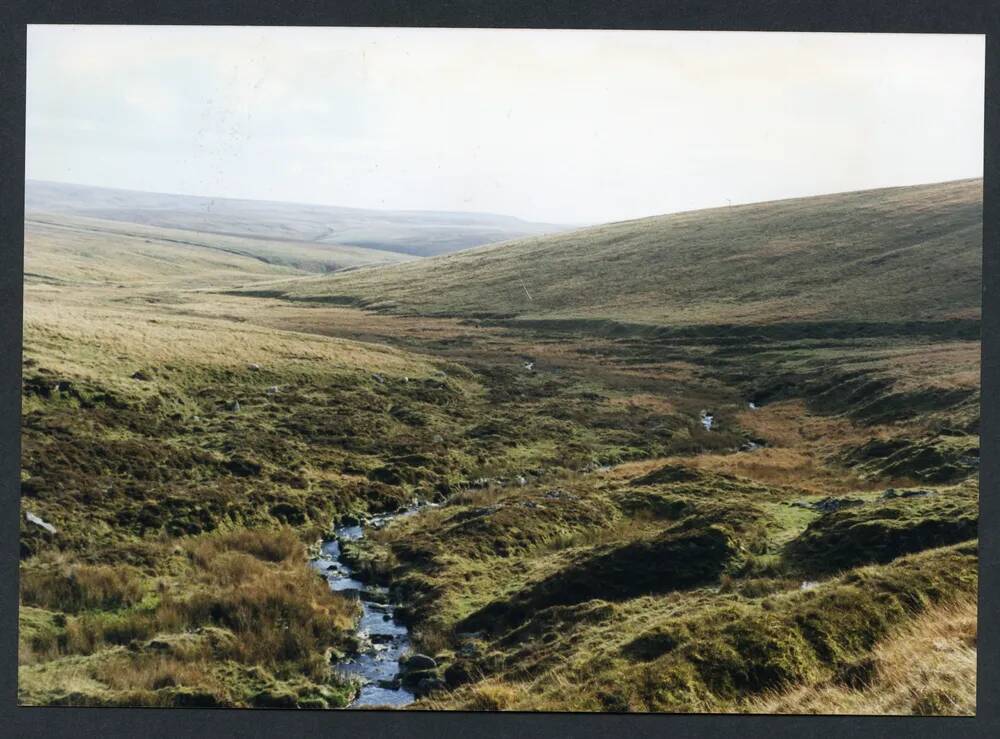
<box><xmin>1</xmin><ymin>2</ymin><xmax>996</xmax><ymax>737</ymax></box>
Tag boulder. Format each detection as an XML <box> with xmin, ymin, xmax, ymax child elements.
<box><xmin>405</xmin><ymin>653</ymin><xmax>437</xmax><ymax>670</ymax></box>
<box><xmin>400</xmin><ymin>668</ymin><xmax>437</xmax><ymax>688</ymax></box>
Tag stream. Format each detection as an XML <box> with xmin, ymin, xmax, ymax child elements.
<box><xmin>310</xmin><ymin>503</ymin><xmax>433</xmax><ymax>708</ymax></box>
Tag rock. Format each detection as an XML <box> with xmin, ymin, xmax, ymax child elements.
<box><xmin>25</xmin><ymin>511</ymin><xmax>56</xmax><ymax>534</ymax></box>
<box><xmin>248</xmin><ymin>363</ymin><xmax>261</xmax><ymax>372</ymax></box>
<box><xmin>400</xmin><ymin>668</ymin><xmax>437</xmax><ymax>687</ymax></box>
<box><xmin>131</xmin><ymin>370</ymin><xmax>151</xmax><ymax>381</ymax></box>
<box><xmin>812</xmin><ymin>496</ymin><xmax>864</xmax><ymax>513</ymax></box>
<box><xmin>265</xmin><ymin>385</ymin><xmax>279</xmax><ymax>396</ymax></box>
<box><xmin>372</xmin><ymin>373</ymin><xmax>385</xmax><ymax>384</ymax></box>
<box><xmin>882</xmin><ymin>488</ymin><xmax>936</xmax><ymax>501</ymax></box>
<box><xmin>516</xmin><ymin>475</ymin><xmax>527</xmax><ymax>486</ymax></box>
<box><xmin>405</xmin><ymin>653</ymin><xmax>437</xmax><ymax>670</ymax></box>
<box><xmin>543</xmin><ymin>489</ymin><xmax>573</xmax><ymax>500</ymax></box>
<box><xmin>227</xmin><ymin>399</ymin><xmax>241</xmax><ymax>412</ymax></box>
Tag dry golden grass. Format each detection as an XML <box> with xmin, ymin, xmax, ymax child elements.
<box><xmin>185</xmin><ymin>527</ymin><xmax>301</xmax><ymax>567</ymax></box>
<box><xmin>20</xmin><ymin>563</ymin><xmax>146</xmax><ymax>614</ymax></box>
<box><xmin>745</xmin><ymin>596</ymin><xmax>977</xmax><ymax>716</ymax></box>
<box><xmin>24</xmin><ymin>215</ymin><xmax>303</xmax><ymax>288</ymax></box>
<box><xmin>873</xmin><ymin>341</ymin><xmax>981</xmax><ymax>394</ymax></box>
<box><xmin>93</xmin><ymin>653</ymin><xmax>223</xmax><ymax>694</ymax></box>
<box><xmin>23</xmin><ymin>288</ymin><xmax>436</xmax><ymax>390</ymax></box>
<box><xmin>606</xmin><ymin>400</ymin><xmax>920</xmax><ymax>494</ymax></box>
<box><xmin>443</xmin><ymin>678</ymin><xmax>527</xmax><ymax>711</ymax></box>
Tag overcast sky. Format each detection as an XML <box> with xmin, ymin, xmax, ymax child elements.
<box><xmin>26</xmin><ymin>26</ymin><xmax>984</xmax><ymax>224</ymax></box>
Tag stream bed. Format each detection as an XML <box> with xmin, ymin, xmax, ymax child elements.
<box><xmin>310</xmin><ymin>504</ymin><xmax>431</xmax><ymax>708</ymax></box>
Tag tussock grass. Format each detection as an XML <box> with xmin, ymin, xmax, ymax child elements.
<box><xmin>420</xmin><ymin>542</ymin><xmax>977</xmax><ymax>712</ymax></box>
<box><xmin>185</xmin><ymin>527</ymin><xmax>301</xmax><ymax>567</ymax></box>
<box><xmin>18</xmin><ymin>527</ymin><xmax>357</xmax><ymax>707</ymax></box>
<box><xmin>20</xmin><ymin>564</ymin><xmax>146</xmax><ymax>613</ymax></box>
<box><xmin>746</xmin><ymin>596</ymin><xmax>977</xmax><ymax>715</ymax></box>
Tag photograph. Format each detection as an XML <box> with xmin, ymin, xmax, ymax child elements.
<box><xmin>17</xmin><ymin>25</ymin><xmax>983</xmax><ymax>714</ymax></box>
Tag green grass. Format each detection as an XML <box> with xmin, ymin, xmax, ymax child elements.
<box><xmin>262</xmin><ymin>179</ymin><xmax>982</xmax><ymax>326</ymax></box>
<box><xmin>19</xmin><ymin>178</ymin><xmax>981</xmax><ymax>713</ymax></box>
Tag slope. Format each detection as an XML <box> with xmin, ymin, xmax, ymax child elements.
<box><xmin>26</xmin><ymin>180</ymin><xmax>569</xmax><ymax>258</ymax></box>
<box><xmin>271</xmin><ymin>179</ymin><xmax>982</xmax><ymax>327</ymax></box>
<box><xmin>24</xmin><ymin>213</ymin><xmax>412</xmax><ymax>283</ymax></box>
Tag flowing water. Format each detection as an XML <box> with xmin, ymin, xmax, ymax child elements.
<box><xmin>311</xmin><ymin>504</ymin><xmax>432</xmax><ymax>708</ymax></box>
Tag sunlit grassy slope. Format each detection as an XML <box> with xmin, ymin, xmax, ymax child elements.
<box><xmin>273</xmin><ymin>179</ymin><xmax>982</xmax><ymax>325</ymax></box>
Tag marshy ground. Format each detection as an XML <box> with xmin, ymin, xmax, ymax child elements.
<box><xmin>18</xmin><ymin>181</ymin><xmax>981</xmax><ymax>713</ymax></box>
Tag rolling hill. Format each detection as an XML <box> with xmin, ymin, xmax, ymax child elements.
<box><xmin>23</xmin><ymin>212</ymin><xmax>412</xmax><ymax>284</ymax></box>
<box><xmin>25</xmin><ymin>180</ymin><xmax>569</xmax><ymax>259</ymax></box>
<box><xmin>269</xmin><ymin>179</ymin><xmax>982</xmax><ymax>327</ymax></box>
<box><xmin>19</xmin><ymin>175</ymin><xmax>982</xmax><ymax>713</ymax></box>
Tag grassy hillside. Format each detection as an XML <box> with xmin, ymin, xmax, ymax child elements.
<box><xmin>25</xmin><ymin>213</ymin><xmax>411</xmax><ymax>282</ymax></box>
<box><xmin>19</xmin><ymin>177</ymin><xmax>980</xmax><ymax>712</ymax></box>
<box><xmin>26</xmin><ymin>180</ymin><xmax>569</xmax><ymax>258</ymax></box>
<box><xmin>272</xmin><ymin>179</ymin><xmax>982</xmax><ymax>326</ymax></box>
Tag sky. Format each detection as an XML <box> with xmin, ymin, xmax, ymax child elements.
<box><xmin>26</xmin><ymin>26</ymin><xmax>985</xmax><ymax>225</ymax></box>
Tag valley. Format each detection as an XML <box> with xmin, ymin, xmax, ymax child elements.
<box><xmin>18</xmin><ymin>180</ymin><xmax>981</xmax><ymax>714</ymax></box>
